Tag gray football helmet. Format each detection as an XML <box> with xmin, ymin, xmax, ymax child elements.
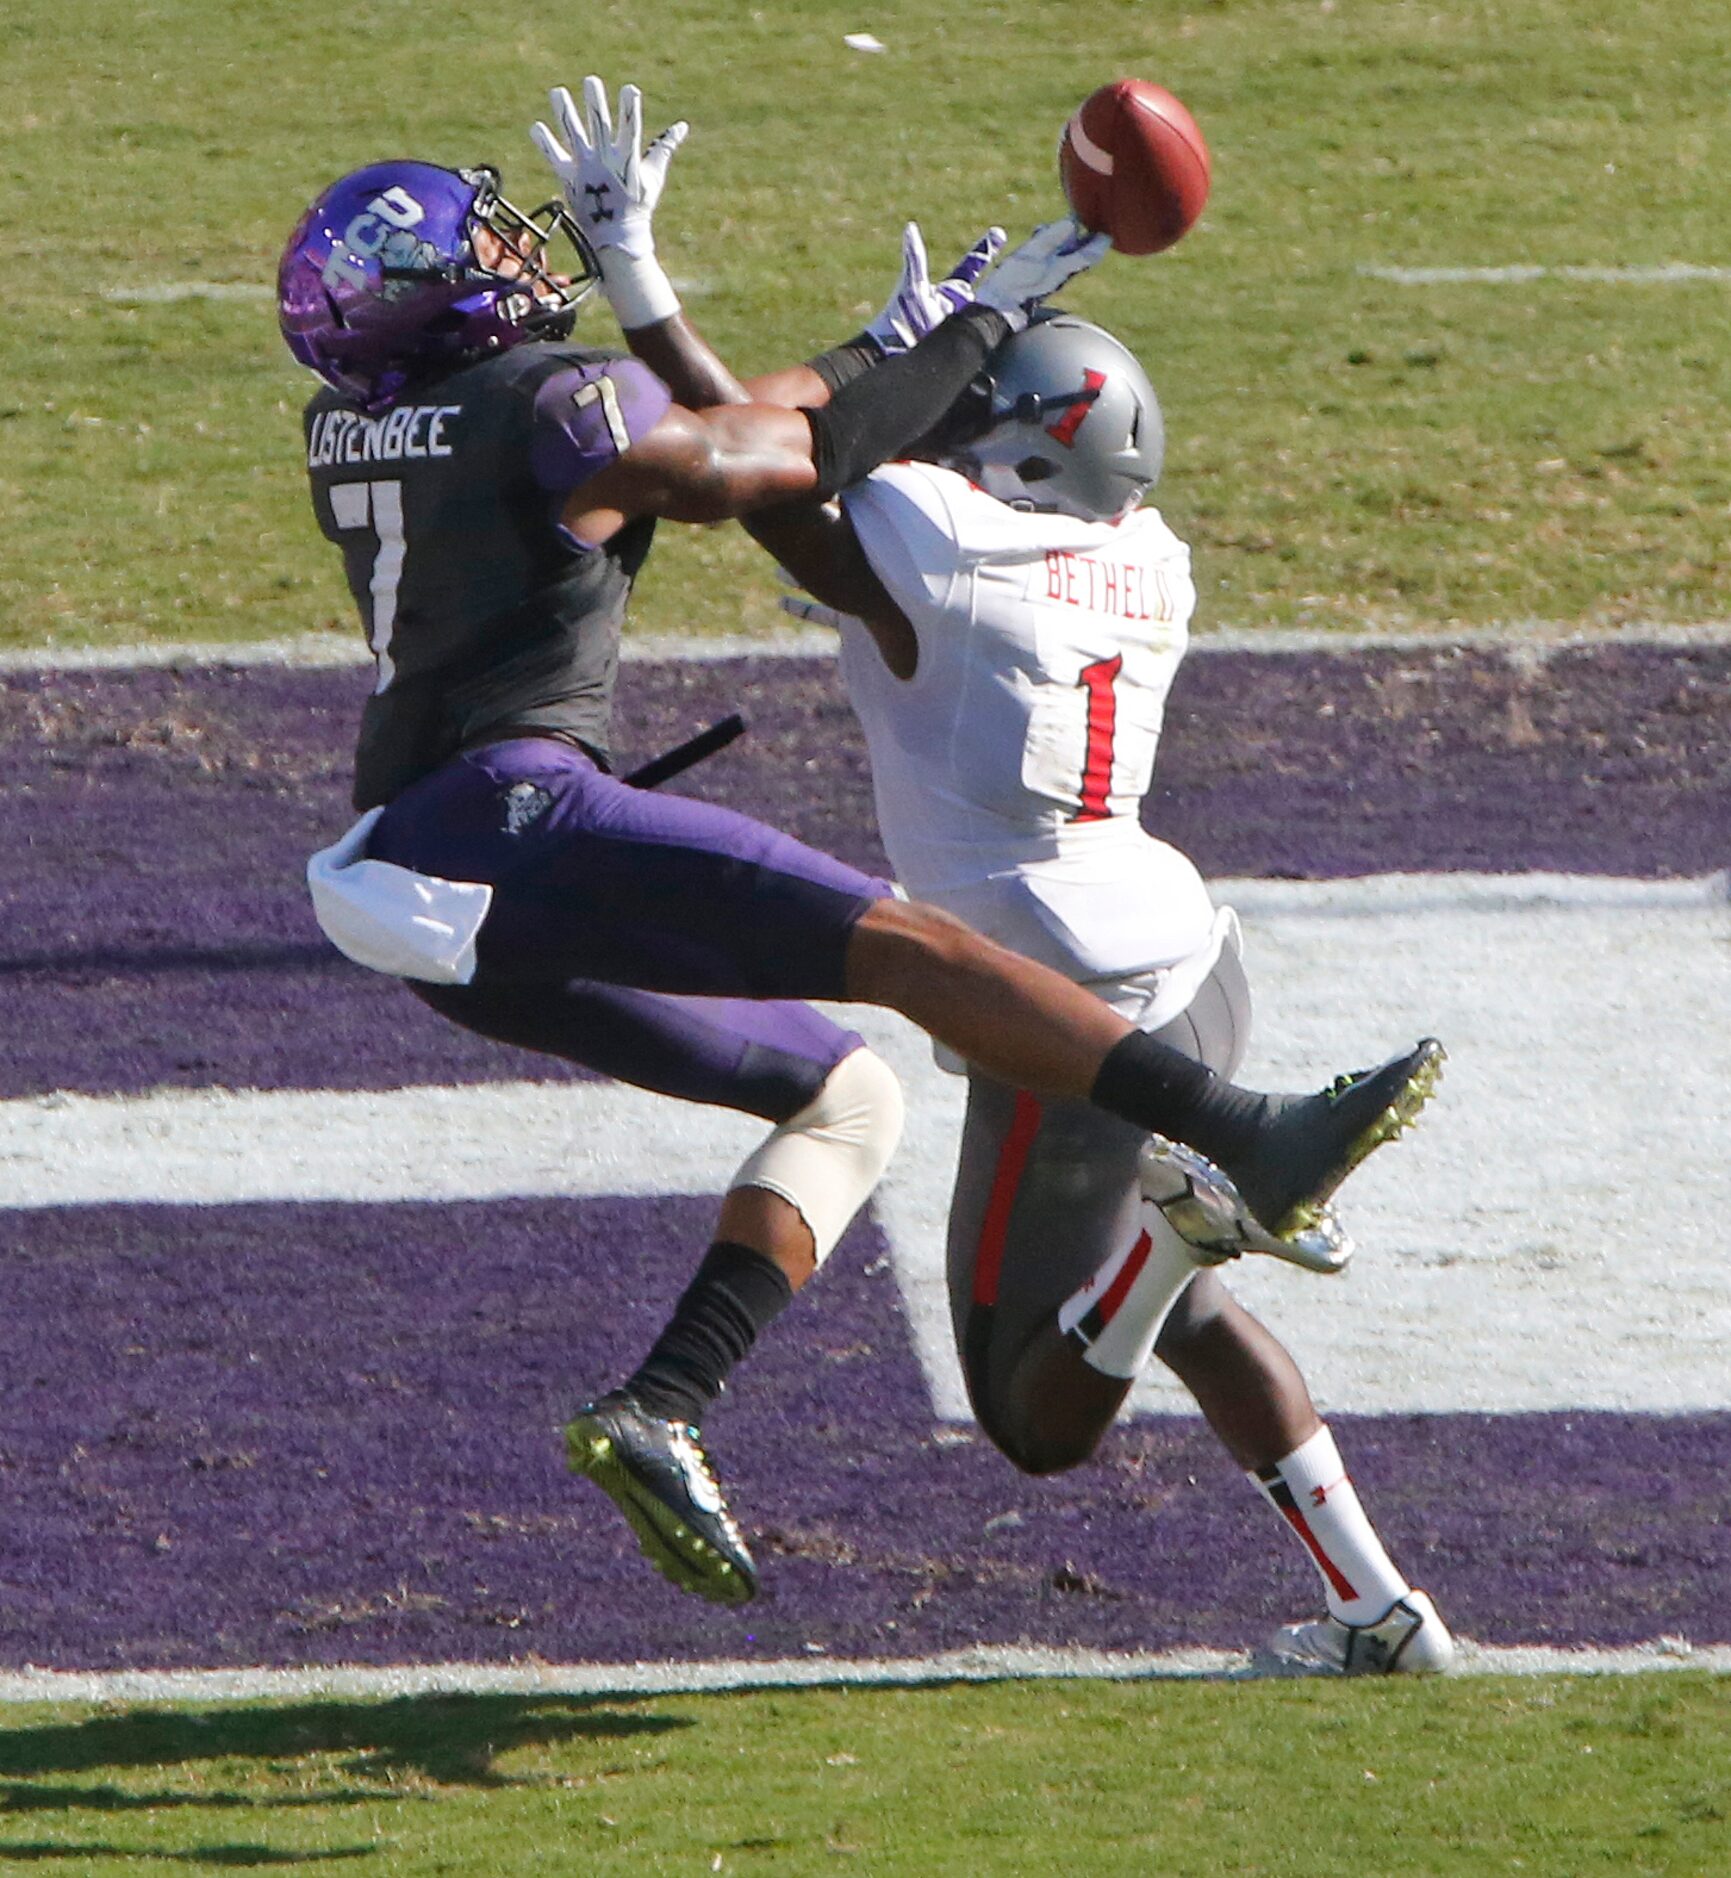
<box><xmin>938</xmin><ymin>313</ymin><xmax>1164</xmax><ymax>522</ymax></box>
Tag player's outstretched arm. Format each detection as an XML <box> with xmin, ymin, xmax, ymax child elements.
<box><xmin>737</xmin><ymin>218</ymin><xmax>1022</xmax><ymax>658</ymax></box>
<box><xmin>530</xmin><ymin>79</ymin><xmax>1100</xmax><ymax>416</ymax></box>
<box><xmin>531</xmin><ymin>78</ymin><xmax>690</xmax><ymax>334</ymax></box>
<box><xmin>745</xmin><ymin>222</ymin><xmax>1007</xmax><ymax>409</ymax></box>
<box><xmin>637</xmin><ymin>221</ymin><xmax>1108</xmax><ymax>624</ymax></box>
<box><xmin>560</xmin><ymin>300</ymin><xmax>1014</xmax><ymax>540</ymax></box>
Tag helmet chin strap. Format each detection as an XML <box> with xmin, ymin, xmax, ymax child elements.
<box><xmin>1006</xmin><ymin>384</ymin><xmax>1102</xmax><ymax>428</ymax></box>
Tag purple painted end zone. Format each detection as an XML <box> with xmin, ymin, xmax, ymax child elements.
<box><xmin>1</xmin><ymin>1197</ymin><xmax>1725</xmax><ymax>1670</ymax></box>
<box><xmin>1</xmin><ymin>642</ymin><xmax>1727</xmax><ymax>1668</ymax></box>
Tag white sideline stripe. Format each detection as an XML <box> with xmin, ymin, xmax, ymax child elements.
<box><xmin>1361</xmin><ymin>263</ymin><xmax>1731</xmax><ymax>285</ymax></box>
<box><xmin>1225</xmin><ymin>870</ymin><xmax>1728</xmax><ymax>915</ymax></box>
<box><xmin>5</xmin><ymin>621</ymin><xmax>1731</xmax><ymax>671</ymax></box>
<box><xmin>97</xmin><ymin>265</ymin><xmax>1731</xmax><ymax>305</ymax></box>
<box><xmin>0</xmin><ymin>1640</ymin><xmax>1723</xmax><ymax>1705</ymax></box>
<box><xmin>98</xmin><ymin>277</ymin><xmax>713</xmax><ymax>308</ymax></box>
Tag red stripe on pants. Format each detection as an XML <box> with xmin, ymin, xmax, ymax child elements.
<box><xmin>972</xmin><ymin>1091</ymin><xmax>1043</xmax><ymax>1307</ymax></box>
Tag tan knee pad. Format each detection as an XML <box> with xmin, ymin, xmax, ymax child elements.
<box><xmin>729</xmin><ymin>1047</ymin><xmax>904</xmax><ymax>1265</ymax></box>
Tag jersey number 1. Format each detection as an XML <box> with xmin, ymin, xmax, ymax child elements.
<box><xmin>1073</xmin><ymin>653</ymin><xmax>1122</xmax><ymax>821</ymax></box>
<box><xmin>329</xmin><ymin>479</ymin><xmax>405</xmax><ymax>693</ymax></box>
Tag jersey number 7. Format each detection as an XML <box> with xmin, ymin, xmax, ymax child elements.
<box><xmin>328</xmin><ymin>479</ymin><xmax>405</xmax><ymax>693</ymax></box>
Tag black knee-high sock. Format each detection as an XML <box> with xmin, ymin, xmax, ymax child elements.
<box><xmin>624</xmin><ymin>1241</ymin><xmax>795</xmax><ymax>1427</ymax></box>
<box><xmin>1089</xmin><ymin>1030</ymin><xmax>1267</xmax><ymax>1165</ymax></box>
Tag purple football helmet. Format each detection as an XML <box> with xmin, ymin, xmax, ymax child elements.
<box><xmin>278</xmin><ymin>161</ymin><xmax>600</xmax><ymax>410</ymax></box>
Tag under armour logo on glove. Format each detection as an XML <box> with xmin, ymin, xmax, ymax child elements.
<box><xmin>583</xmin><ymin>181</ymin><xmax>615</xmax><ymax>224</ymax></box>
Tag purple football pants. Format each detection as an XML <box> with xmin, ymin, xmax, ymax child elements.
<box><xmin>369</xmin><ymin>738</ymin><xmax>894</xmax><ymax>1124</ymax></box>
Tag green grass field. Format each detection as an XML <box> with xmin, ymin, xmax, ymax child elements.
<box><xmin>3</xmin><ymin>3</ymin><xmax>1729</xmax><ymax>1871</ymax></box>
<box><xmin>2</xmin><ymin>0</ymin><xmax>1728</xmax><ymax>651</ymax></box>
<box><xmin>1</xmin><ymin>1676</ymin><xmax>1727</xmax><ymax>1874</ymax></box>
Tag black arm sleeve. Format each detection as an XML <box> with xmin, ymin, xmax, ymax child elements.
<box><xmin>804</xmin><ymin>305</ymin><xmax>1011</xmax><ymax>498</ymax></box>
<box><xmin>805</xmin><ymin>332</ymin><xmax>881</xmax><ymax>394</ymax></box>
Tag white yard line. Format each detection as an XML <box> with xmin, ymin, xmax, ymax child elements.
<box><xmin>100</xmin><ymin>283</ymin><xmax>278</xmax><ymax>303</ymax></box>
<box><xmin>4</xmin><ymin>622</ymin><xmax>1731</xmax><ymax>672</ymax></box>
<box><xmin>1360</xmin><ymin>263</ymin><xmax>1731</xmax><ymax>285</ymax></box>
<box><xmin>99</xmin><ymin>277</ymin><xmax>713</xmax><ymax>307</ymax></box>
<box><xmin>0</xmin><ymin>1078</ymin><xmax>768</xmax><ymax>1209</ymax></box>
<box><xmin>0</xmin><ymin>1639</ymin><xmax>1723</xmax><ymax>1705</ymax></box>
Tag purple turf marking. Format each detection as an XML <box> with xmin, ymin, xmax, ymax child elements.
<box><xmin>1150</xmin><ymin>644</ymin><xmax>1731</xmax><ymax>880</ymax></box>
<box><xmin>0</xmin><ymin>1196</ymin><xmax>1725</xmax><ymax>1670</ymax></box>
<box><xmin>2</xmin><ymin>644</ymin><xmax>1729</xmax><ymax>1665</ymax></box>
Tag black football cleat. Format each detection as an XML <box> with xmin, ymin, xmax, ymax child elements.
<box><xmin>1221</xmin><ymin>1039</ymin><xmax>1446</xmax><ymax>1241</ymax></box>
<box><xmin>1138</xmin><ymin>1135</ymin><xmax>1354</xmax><ymax>1274</ymax></box>
<box><xmin>565</xmin><ymin>1393</ymin><xmax>757</xmax><ymax>1606</ymax></box>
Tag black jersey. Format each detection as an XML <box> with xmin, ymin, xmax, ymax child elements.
<box><xmin>303</xmin><ymin>341</ymin><xmax>672</xmax><ymax>809</ymax></box>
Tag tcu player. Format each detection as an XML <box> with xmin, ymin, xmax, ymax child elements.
<box><xmin>278</xmin><ymin>85</ymin><xmax>1441</xmax><ymax>1616</ymax></box>
<box><xmin>749</xmin><ymin>282</ymin><xmax>1454</xmax><ymax>1671</ymax></box>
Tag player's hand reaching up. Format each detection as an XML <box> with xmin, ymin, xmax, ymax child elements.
<box><xmin>973</xmin><ymin>217</ymin><xmax>1110</xmax><ymax>328</ymax></box>
<box><xmin>532</xmin><ymin>76</ymin><xmax>688</xmax><ymax>258</ymax></box>
<box><xmin>531</xmin><ymin>76</ymin><xmax>689</xmax><ymax>328</ymax></box>
<box><xmin>864</xmin><ymin>223</ymin><xmax>1006</xmax><ymax>358</ymax></box>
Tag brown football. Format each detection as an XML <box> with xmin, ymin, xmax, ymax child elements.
<box><xmin>1059</xmin><ymin>79</ymin><xmax>1211</xmax><ymax>256</ymax></box>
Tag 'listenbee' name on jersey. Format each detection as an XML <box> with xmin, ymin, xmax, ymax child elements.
<box><xmin>300</xmin><ymin>343</ymin><xmax>671</xmax><ymax>810</ymax></box>
<box><xmin>306</xmin><ymin>403</ymin><xmax>462</xmax><ymax>469</ymax></box>
<box><xmin>837</xmin><ymin>461</ymin><xmax>1196</xmax><ymax>893</ymax></box>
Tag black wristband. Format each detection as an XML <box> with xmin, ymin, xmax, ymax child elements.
<box><xmin>805</xmin><ymin>304</ymin><xmax>1011</xmax><ymax>497</ymax></box>
<box><xmin>806</xmin><ymin>332</ymin><xmax>881</xmax><ymax>394</ymax></box>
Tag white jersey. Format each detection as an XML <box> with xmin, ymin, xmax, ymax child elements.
<box><xmin>837</xmin><ymin>461</ymin><xmax>1229</xmax><ymax>1023</ymax></box>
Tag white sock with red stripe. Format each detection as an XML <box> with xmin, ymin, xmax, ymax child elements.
<box><xmin>1057</xmin><ymin>1216</ymin><xmax>1200</xmax><ymax>1380</ymax></box>
<box><xmin>1252</xmin><ymin>1424</ymin><xmax>1411</xmax><ymax>1625</ymax></box>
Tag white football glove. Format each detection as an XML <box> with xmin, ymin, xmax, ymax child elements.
<box><xmin>864</xmin><ymin>222</ymin><xmax>1007</xmax><ymax>357</ymax></box>
<box><xmin>530</xmin><ymin>77</ymin><xmax>689</xmax><ymax>327</ymax></box>
<box><xmin>973</xmin><ymin>216</ymin><xmax>1111</xmax><ymax>328</ymax></box>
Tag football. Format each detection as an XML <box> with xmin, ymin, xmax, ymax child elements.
<box><xmin>1059</xmin><ymin>79</ymin><xmax>1211</xmax><ymax>256</ymax></box>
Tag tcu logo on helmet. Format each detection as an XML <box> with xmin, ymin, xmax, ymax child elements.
<box><xmin>321</xmin><ymin>186</ymin><xmax>431</xmax><ymax>294</ymax></box>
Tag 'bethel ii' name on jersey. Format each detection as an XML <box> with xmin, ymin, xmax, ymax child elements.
<box><xmin>301</xmin><ymin>342</ymin><xmax>672</xmax><ymax>810</ymax></box>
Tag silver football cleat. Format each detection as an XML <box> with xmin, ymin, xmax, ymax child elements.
<box><xmin>1138</xmin><ymin>1135</ymin><xmax>1354</xmax><ymax>1274</ymax></box>
<box><xmin>1260</xmin><ymin>1590</ymin><xmax>1456</xmax><ymax>1677</ymax></box>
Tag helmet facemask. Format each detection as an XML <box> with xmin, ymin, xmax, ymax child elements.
<box><xmin>424</xmin><ymin>167</ymin><xmax>600</xmax><ymax>344</ymax></box>
<box><xmin>279</xmin><ymin>161</ymin><xmax>602</xmax><ymax>411</ymax></box>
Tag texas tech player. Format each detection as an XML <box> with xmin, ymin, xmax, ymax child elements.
<box><xmin>760</xmin><ymin>300</ymin><xmax>1455</xmax><ymax>1673</ymax></box>
<box><xmin>276</xmin><ymin>80</ymin><xmax>1444</xmax><ymax>1613</ymax></box>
